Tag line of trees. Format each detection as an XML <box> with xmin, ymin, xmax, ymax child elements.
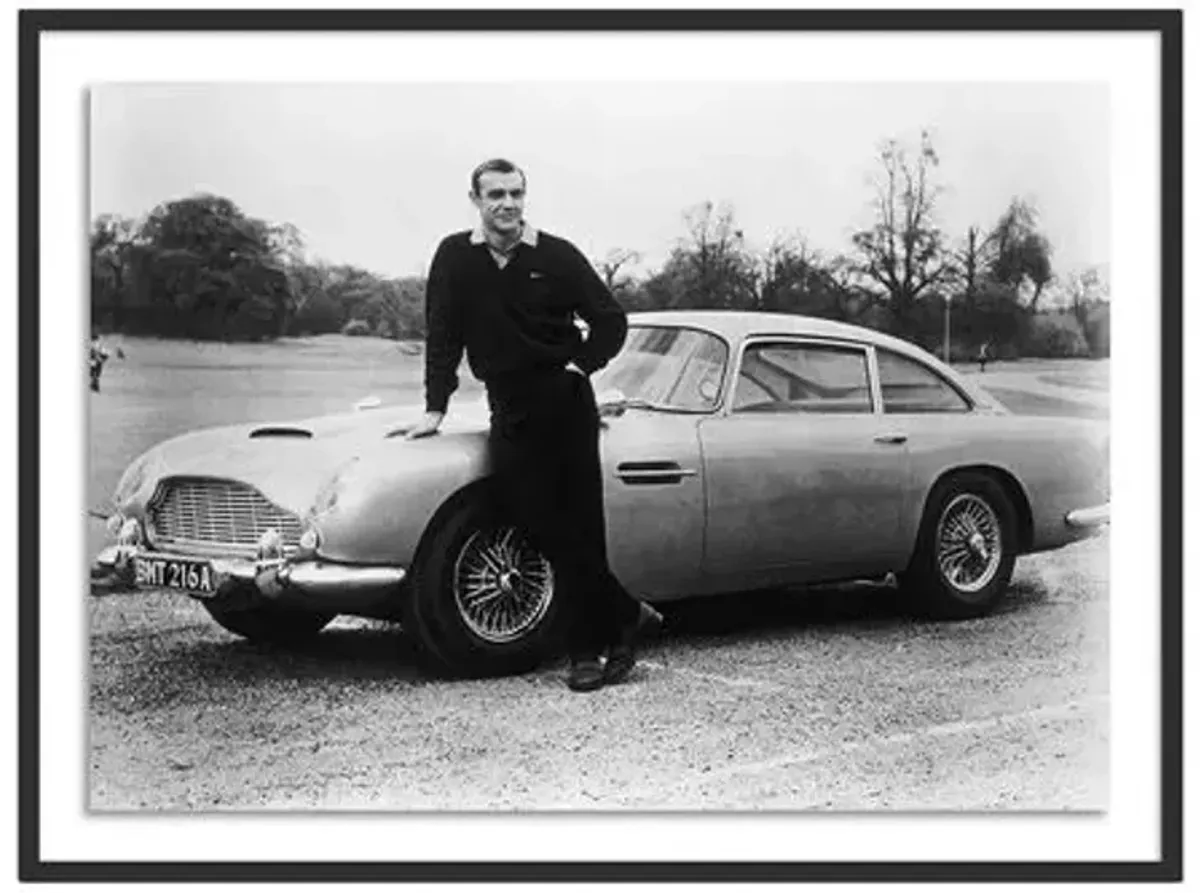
<box><xmin>90</xmin><ymin>194</ymin><xmax>427</xmax><ymax>342</ymax></box>
<box><xmin>606</xmin><ymin>132</ymin><xmax>1107</xmax><ymax>359</ymax></box>
<box><xmin>90</xmin><ymin>131</ymin><xmax>1110</xmax><ymax>358</ymax></box>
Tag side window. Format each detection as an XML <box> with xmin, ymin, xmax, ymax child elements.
<box><xmin>876</xmin><ymin>349</ymin><xmax>972</xmax><ymax>413</ymax></box>
<box><xmin>733</xmin><ymin>342</ymin><xmax>873</xmax><ymax>414</ymax></box>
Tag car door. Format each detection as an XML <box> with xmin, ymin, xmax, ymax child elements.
<box><xmin>600</xmin><ymin>410</ymin><xmax>707</xmax><ymax>600</ymax></box>
<box><xmin>698</xmin><ymin>337</ymin><xmax>912</xmax><ymax>590</ymax></box>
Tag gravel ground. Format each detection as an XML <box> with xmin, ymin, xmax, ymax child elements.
<box><xmin>88</xmin><ymin>534</ymin><xmax>1108</xmax><ymax>812</ymax></box>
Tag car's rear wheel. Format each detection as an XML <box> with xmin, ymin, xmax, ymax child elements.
<box><xmin>404</xmin><ymin>497</ymin><xmax>562</xmax><ymax>678</ymax></box>
<box><xmin>202</xmin><ymin>588</ymin><xmax>334</xmax><ymax>644</ymax></box>
<box><xmin>899</xmin><ymin>471</ymin><xmax>1017</xmax><ymax>619</ymax></box>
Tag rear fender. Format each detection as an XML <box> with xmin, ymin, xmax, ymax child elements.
<box><xmin>901</xmin><ymin>416</ymin><xmax>1107</xmax><ymax>562</ymax></box>
<box><xmin>905</xmin><ymin>464</ymin><xmax>1035</xmax><ymax>561</ymax></box>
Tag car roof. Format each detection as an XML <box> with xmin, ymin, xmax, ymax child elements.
<box><xmin>630</xmin><ymin>310</ymin><xmax>922</xmax><ymax>358</ymax></box>
<box><xmin>626</xmin><ymin>309</ymin><xmax>1002</xmax><ymax>409</ymax></box>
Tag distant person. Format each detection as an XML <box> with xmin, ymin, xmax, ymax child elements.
<box><xmin>89</xmin><ymin>334</ymin><xmax>110</xmax><ymax>392</ymax></box>
<box><xmin>407</xmin><ymin>157</ymin><xmax>662</xmax><ymax>692</ymax></box>
<box><xmin>977</xmin><ymin>342</ymin><xmax>990</xmax><ymax>373</ymax></box>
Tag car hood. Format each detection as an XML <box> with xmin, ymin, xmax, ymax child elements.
<box><xmin>120</xmin><ymin>398</ymin><xmax>492</xmax><ymax>516</ymax></box>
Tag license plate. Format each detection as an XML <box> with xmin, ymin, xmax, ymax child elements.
<box><xmin>133</xmin><ymin>556</ymin><xmax>216</xmax><ymax>595</ymax></box>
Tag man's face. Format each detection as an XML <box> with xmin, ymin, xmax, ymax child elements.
<box><xmin>471</xmin><ymin>170</ymin><xmax>526</xmax><ymax>237</ymax></box>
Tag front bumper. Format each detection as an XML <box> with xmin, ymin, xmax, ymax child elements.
<box><xmin>1064</xmin><ymin>503</ymin><xmax>1110</xmax><ymax>529</ymax></box>
<box><xmin>91</xmin><ymin>543</ymin><xmax>406</xmax><ymax>610</ymax></box>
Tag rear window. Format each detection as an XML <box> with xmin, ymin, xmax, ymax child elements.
<box><xmin>877</xmin><ymin>349</ymin><xmax>972</xmax><ymax>413</ymax></box>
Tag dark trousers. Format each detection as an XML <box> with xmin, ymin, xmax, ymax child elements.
<box><xmin>486</xmin><ymin>368</ymin><xmax>641</xmax><ymax>659</ymax></box>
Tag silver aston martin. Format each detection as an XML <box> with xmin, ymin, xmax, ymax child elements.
<box><xmin>93</xmin><ymin>311</ymin><xmax>1110</xmax><ymax>677</ymax></box>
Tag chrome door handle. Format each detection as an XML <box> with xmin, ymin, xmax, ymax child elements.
<box><xmin>618</xmin><ymin>468</ymin><xmax>699</xmax><ymax>482</ymax></box>
<box><xmin>615</xmin><ymin>461</ymin><xmax>699</xmax><ymax>485</ymax></box>
<box><xmin>873</xmin><ymin>433</ymin><xmax>908</xmax><ymax>445</ymax></box>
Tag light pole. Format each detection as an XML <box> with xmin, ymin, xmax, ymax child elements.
<box><xmin>943</xmin><ymin>292</ymin><xmax>951</xmax><ymax>365</ymax></box>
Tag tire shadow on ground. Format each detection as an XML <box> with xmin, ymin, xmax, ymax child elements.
<box><xmin>656</xmin><ymin>576</ymin><xmax>1055</xmax><ymax>643</ymax></box>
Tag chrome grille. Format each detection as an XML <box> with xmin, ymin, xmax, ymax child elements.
<box><xmin>147</xmin><ymin>477</ymin><xmax>303</xmax><ymax>556</ymax></box>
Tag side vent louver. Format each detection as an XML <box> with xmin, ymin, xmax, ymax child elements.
<box><xmin>249</xmin><ymin>427</ymin><xmax>313</xmax><ymax>439</ymax></box>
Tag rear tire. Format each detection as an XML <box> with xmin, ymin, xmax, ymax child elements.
<box><xmin>899</xmin><ymin>471</ymin><xmax>1017</xmax><ymax>619</ymax></box>
<box><xmin>403</xmin><ymin>497</ymin><xmax>562</xmax><ymax>678</ymax></box>
<box><xmin>203</xmin><ymin>588</ymin><xmax>334</xmax><ymax>644</ymax></box>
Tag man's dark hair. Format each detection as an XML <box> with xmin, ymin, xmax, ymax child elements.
<box><xmin>470</xmin><ymin>158</ymin><xmax>526</xmax><ymax>196</ymax></box>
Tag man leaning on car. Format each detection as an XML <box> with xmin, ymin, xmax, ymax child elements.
<box><xmin>406</xmin><ymin>158</ymin><xmax>662</xmax><ymax>692</ymax></box>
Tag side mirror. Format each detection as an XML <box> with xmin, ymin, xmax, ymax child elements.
<box><xmin>595</xmin><ymin>388</ymin><xmax>628</xmax><ymax>418</ymax></box>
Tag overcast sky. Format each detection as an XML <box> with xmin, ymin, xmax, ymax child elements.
<box><xmin>90</xmin><ymin>82</ymin><xmax>1109</xmax><ymax>280</ymax></box>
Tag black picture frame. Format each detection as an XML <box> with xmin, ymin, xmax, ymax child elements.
<box><xmin>19</xmin><ymin>7</ymin><xmax>1183</xmax><ymax>883</ymax></box>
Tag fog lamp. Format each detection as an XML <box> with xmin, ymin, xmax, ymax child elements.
<box><xmin>257</xmin><ymin>528</ymin><xmax>284</xmax><ymax>561</ymax></box>
<box><xmin>116</xmin><ymin>517</ymin><xmax>142</xmax><ymax>547</ymax></box>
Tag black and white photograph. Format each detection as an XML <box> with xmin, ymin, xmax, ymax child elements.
<box><xmin>86</xmin><ymin>78</ymin><xmax>1114</xmax><ymax>814</ymax></box>
<box><xmin>20</xmin><ymin>7</ymin><xmax>1181</xmax><ymax>882</ymax></box>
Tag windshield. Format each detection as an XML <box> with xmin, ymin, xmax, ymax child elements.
<box><xmin>594</xmin><ymin>325</ymin><xmax>729</xmax><ymax>411</ymax></box>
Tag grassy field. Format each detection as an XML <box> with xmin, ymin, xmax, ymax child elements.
<box><xmin>87</xmin><ymin>335</ymin><xmax>1109</xmax><ymax>561</ymax></box>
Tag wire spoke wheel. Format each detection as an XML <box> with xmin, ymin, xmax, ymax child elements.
<box><xmin>453</xmin><ymin>525</ymin><xmax>554</xmax><ymax>644</ymax></box>
<box><xmin>935</xmin><ymin>493</ymin><xmax>1003</xmax><ymax>594</ymax></box>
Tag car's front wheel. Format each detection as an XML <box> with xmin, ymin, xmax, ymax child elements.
<box><xmin>203</xmin><ymin>590</ymin><xmax>334</xmax><ymax>644</ymax></box>
<box><xmin>900</xmin><ymin>471</ymin><xmax>1017</xmax><ymax>619</ymax></box>
<box><xmin>404</xmin><ymin>497</ymin><xmax>562</xmax><ymax>678</ymax></box>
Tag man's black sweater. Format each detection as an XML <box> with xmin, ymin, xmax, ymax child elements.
<box><xmin>423</xmin><ymin>228</ymin><xmax>628</xmax><ymax>414</ymax></box>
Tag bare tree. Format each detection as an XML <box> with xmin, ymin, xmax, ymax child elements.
<box><xmin>758</xmin><ymin>233</ymin><xmax>805</xmax><ymax>311</ymax></box>
<box><xmin>597</xmin><ymin>247</ymin><xmax>642</xmax><ymax>292</ymax></box>
<box><xmin>677</xmin><ymin>201</ymin><xmax>756</xmax><ymax>309</ymax></box>
<box><xmin>851</xmin><ymin>131</ymin><xmax>952</xmax><ymax>333</ymax></box>
<box><xmin>757</xmin><ymin>234</ymin><xmax>834</xmax><ymax>316</ymax></box>
<box><xmin>953</xmin><ymin>225</ymin><xmax>995</xmax><ymax>309</ymax></box>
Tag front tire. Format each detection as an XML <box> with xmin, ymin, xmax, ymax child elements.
<box><xmin>203</xmin><ymin>589</ymin><xmax>334</xmax><ymax>644</ymax></box>
<box><xmin>900</xmin><ymin>472</ymin><xmax>1017</xmax><ymax>619</ymax></box>
<box><xmin>404</xmin><ymin>497</ymin><xmax>562</xmax><ymax>678</ymax></box>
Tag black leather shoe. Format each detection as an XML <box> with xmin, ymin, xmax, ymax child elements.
<box><xmin>603</xmin><ymin>602</ymin><xmax>664</xmax><ymax>685</ymax></box>
<box><xmin>567</xmin><ymin>657</ymin><xmax>606</xmax><ymax>692</ymax></box>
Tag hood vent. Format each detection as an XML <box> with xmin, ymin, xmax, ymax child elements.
<box><xmin>249</xmin><ymin>427</ymin><xmax>313</xmax><ymax>440</ymax></box>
